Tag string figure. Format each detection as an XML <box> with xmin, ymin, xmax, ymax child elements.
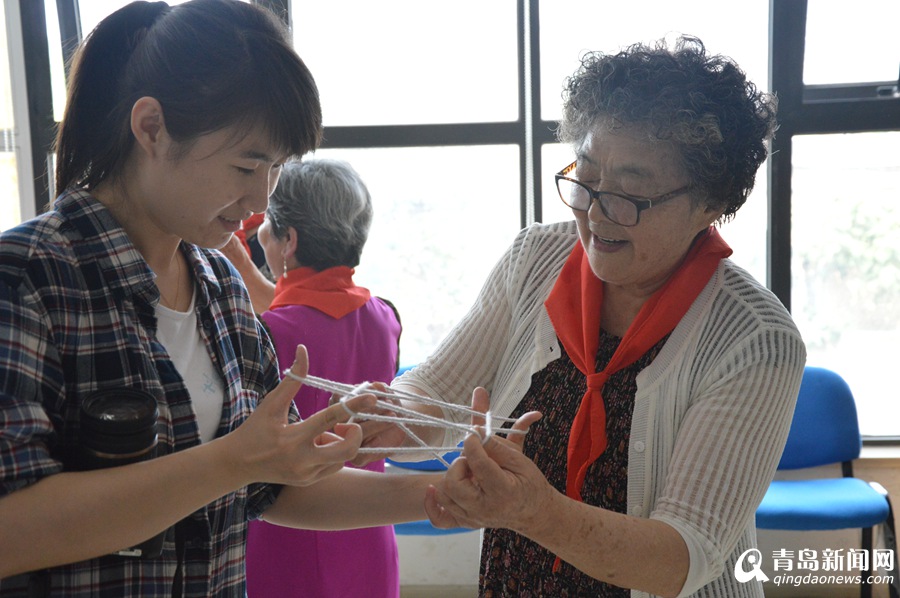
<box><xmin>282</xmin><ymin>370</ymin><xmax>526</xmax><ymax>468</ymax></box>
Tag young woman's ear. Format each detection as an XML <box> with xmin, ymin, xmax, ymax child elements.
<box><xmin>130</xmin><ymin>96</ymin><xmax>167</xmax><ymax>158</ymax></box>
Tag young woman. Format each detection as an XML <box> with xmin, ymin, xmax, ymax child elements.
<box><xmin>0</xmin><ymin>2</ymin><xmax>465</xmax><ymax>595</ymax></box>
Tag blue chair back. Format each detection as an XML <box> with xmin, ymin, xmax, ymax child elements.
<box><xmin>778</xmin><ymin>366</ymin><xmax>862</xmax><ymax>470</ymax></box>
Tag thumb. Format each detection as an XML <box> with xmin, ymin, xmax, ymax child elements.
<box><xmin>259</xmin><ymin>344</ymin><xmax>309</xmax><ymax>421</ymax></box>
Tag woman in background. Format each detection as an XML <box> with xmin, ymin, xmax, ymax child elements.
<box><xmin>244</xmin><ymin>159</ymin><xmax>403</xmax><ymax>598</ymax></box>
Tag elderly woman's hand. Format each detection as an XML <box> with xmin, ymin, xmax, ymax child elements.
<box><xmin>424</xmin><ymin>388</ymin><xmax>548</xmax><ymax>533</ymax></box>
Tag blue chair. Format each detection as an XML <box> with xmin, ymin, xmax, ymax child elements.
<box><xmin>389</xmin><ymin>364</ymin><xmax>471</xmax><ymax>535</ymax></box>
<box><xmin>388</xmin><ymin>452</ymin><xmax>470</xmax><ymax>536</ymax></box>
<box><xmin>756</xmin><ymin>366</ymin><xmax>898</xmax><ymax>598</ymax></box>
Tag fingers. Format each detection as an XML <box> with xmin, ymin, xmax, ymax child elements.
<box><xmin>303</xmin><ymin>394</ymin><xmax>374</xmax><ymax>433</ymax></box>
<box><xmin>469</xmin><ymin>387</ymin><xmax>489</xmax><ymax>431</ymax></box>
<box><xmin>508</xmin><ymin>411</ymin><xmax>542</xmax><ymax>450</ymax></box>
<box><xmin>306</xmin><ymin>423</ymin><xmax>363</xmax><ymax>467</ymax></box>
<box><xmin>459</xmin><ymin>432</ymin><xmax>502</xmax><ymax>479</ymax></box>
<box><xmin>424</xmin><ymin>485</ymin><xmax>469</xmax><ymax>530</ymax></box>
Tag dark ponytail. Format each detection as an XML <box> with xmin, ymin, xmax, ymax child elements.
<box><xmin>54</xmin><ymin>0</ymin><xmax>322</xmax><ymax>195</ymax></box>
<box><xmin>54</xmin><ymin>2</ymin><xmax>169</xmax><ymax>193</ymax></box>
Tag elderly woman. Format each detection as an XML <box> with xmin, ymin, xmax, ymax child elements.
<box><xmin>243</xmin><ymin>159</ymin><xmax>403</xmax><ymax>598</ymax></box>
<box><xmin>361</xmin><ymin>36</ymin><xmax>806</xmax><ymax>597</ymax></box>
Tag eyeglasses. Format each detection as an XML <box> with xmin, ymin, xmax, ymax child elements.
<box><xmin>555</xmin><ymin>161</ymin><xmax>693</xmax><ymax>227</ymax></box>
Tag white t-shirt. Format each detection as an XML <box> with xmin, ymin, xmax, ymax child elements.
<box><xmin>155</xmin><ymin>291</ymin><xmax>225</xmax><ymax>443</ymax></box>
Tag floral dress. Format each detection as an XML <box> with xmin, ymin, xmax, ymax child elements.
<box><xmin>479</xmin><ymin>330</ymin><xmax>669</xmax><ymax>597</ymax></box>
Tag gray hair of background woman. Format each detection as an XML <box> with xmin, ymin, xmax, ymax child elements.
<box><xmin>266</xmin><ymin>159</ymin><xmax>373</xmax><ymax>271</ymax></box>
<box><xmin>558</xmin><ymin>35</ymin><xmax>778</xmax><ymax>223</ymax></box>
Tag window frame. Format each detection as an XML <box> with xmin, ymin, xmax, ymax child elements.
<box><xmin>768</xmin><ymin>0</ymin><xmax>900</xmax><ymax>312</ymax></box>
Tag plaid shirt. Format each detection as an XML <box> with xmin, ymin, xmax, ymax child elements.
<box><xmin>0</xmin><ymin>189</ymin><xmax>283</xmax><ymax>597</ymax></box>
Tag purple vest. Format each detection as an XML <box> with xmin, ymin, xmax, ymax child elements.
<box><xmin>246</xmin><ymin>297</ymin><xmax>402</xmax><ymax>598</ymax></box>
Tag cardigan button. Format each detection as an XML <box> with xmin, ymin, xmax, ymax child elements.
<box><xmin>633</xmin><ymin>441</ymin><xmax>646</xmax><ymax>453</ymax></box>
<box><xmin>631</xmin><ymin>505</ymin><xmax>643</xmax><ymax>516</ymax></box>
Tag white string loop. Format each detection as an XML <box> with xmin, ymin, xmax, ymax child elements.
<box><xmin>282</xmin><ymin>370</ymin><xmax>525</xmax><ymax>466</ymax></box>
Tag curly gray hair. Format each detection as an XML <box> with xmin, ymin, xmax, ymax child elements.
<box><xmin>558</xmin><ymin>36</ymin><xmax>778</xmax><ymax>221</ymax></box>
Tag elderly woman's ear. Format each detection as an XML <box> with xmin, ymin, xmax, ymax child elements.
<box><xmin>282</xmin><ymin>227</ymin><xmax>299</xmax><ymax>270</ymax></box>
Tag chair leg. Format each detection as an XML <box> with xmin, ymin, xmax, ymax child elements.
<box><xmin>862</xmin><ymin>526</ymin><xmax>873</xmax><ymax>598</ymax></box>
<box><xmin>883</xmin><ymin>497</ymin><xmax>899</xmax><ymax>598</ymax></box>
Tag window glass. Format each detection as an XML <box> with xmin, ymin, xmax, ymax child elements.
<box><xmin>43</xmin><ymin>0</ymin><xmax>66</xmax><ymax>122</ymax></box>
<box><xmin>792</xmin><ymin>132</ymin><xmax>900</xmax><ymax>437</ymax></box>
<box><xmin>539</xmin><ymin>1</ymin><xmax>769</xmax><ymax>122</ymax></box>
<box><xmin>309</xmin><ymin>145</ymin><xmax>521</xmax><ymax>364</ymax></box>
<box><xmin>291</xmin><ymin>0</ymin><xmax>518</xmax><ymax>126</ymax></box>
<box><xmin>1</xmin><ymin>1</ymin><xmax>21</xmax><ymax>231</ymax></box>
<box><xmin>804</xmin><ymin>1</ymin><xmax>900</xmax><ymax>85</ymax></box>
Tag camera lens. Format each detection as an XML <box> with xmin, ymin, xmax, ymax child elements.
<box><xmin>79</xmin><ymin>388</ymin><xmax>159</xmax><ymax>461</ymax></box>
<box><xmin>74</xmin><ymin>388</ymin><xmax>167</xmax><ymax>558</ymax></box>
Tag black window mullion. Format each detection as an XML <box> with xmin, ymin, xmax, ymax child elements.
<box><xmin>792</xmin><ymin>100</ymin><xmax>900</xmax><ymax>134</ymax></box>
<box><xmin>56</xmin><ymin>0</ymin><xmax>81</xmax><ymax>74</ymax></box>
<box><xmin>525</xmin><ymin>0</ymin><xmax>541</xmax><ymax>227</ymax></box>
<box><xmin>20</xmin><ymin>0</ymin><xmax>56</xmax><ymax>214</ymax></box>
<box><xmin>518</xmin><ymin>0</ymin><xmax>529</xmax><ymax>229</ymax></box>
<box><xmin>319</xmin><ymin>122</ymin><xmax>523</xmax><ymax>149</ymax></box>
<box><xmin>768</xmin><ymin>0</ymin><xmax>808</xmax><ymax>311</ymax></box>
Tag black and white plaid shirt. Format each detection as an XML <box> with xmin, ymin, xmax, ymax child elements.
<box><xmin>0</xmin><ymin>189</ymin><xmax>284</xmax><ymax>597</ymax></box>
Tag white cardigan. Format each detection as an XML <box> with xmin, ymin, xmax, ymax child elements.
<box><xmin>400</xmin><ymin>221</ymin><xmax>806</xmax><ymax>598</ymax></box>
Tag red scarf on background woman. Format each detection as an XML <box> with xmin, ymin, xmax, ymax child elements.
<box><xmin>269</xmin><ymin>266</ymin><xmax>370</xmax><ymax>319</ymax></box>
<box><xmin>544</xmin><ymin>227</ymin><xmax>732</xmax><ymax>508</ymax></box>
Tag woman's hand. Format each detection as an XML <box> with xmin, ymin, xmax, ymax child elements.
<box><xmin>348</xmin><ymin>384</ymin><xmax>447</xmax><ymax>467</ymax></box>
<box><xmin>348</xmin><ymin>397</ymin><xmax>409</xmax><ymax>466</ymax></box>
<box><xmin>218</xmin><ymin>344</ymin><xmax>374</xmax><ymax>487</ymax></box>
<box><xmin>424</xmin><ymin>387</ymin><xmax>546</xmax><ymax>533</ymax></box>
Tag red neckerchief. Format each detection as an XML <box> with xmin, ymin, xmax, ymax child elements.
<box><xmin>235</xmin><ymin>213</ymin><xmax>265</xmax><ymax>256</ymax></box>
<box><xmin>543</xmin><ymin>226</ymin><xmax>731</xmax><ymax>569</ymax></box>
<box><xmin>270</xmin><ymin>266</ymin><xmax>371</xmax><ymax>319</ymax></box>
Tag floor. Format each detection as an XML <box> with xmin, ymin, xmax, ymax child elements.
<box><xmin>400</xmin><ymin>586</ymin><xmax>477</xmax><ymax>598</ymax></box>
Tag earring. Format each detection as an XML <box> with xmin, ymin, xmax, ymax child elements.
<box><xmin>283</xmin><ymin>256</ymin><xmax>289</xmax><ymax>279</ymax></box>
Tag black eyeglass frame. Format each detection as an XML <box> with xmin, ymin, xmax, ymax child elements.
<box><xmin>554</xmin><ymin>161</ymin><xmax>694</xmax><ymax>227</ymax></box>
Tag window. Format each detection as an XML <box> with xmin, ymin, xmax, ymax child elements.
<box><xmin>791</xmin><ymin>132</ymin><xmax>900</xmax><ymax>436</ymax></box>
<box><xmin>770</xmin><ymin>0</ymin><xmax>900</xmax><ymax>438</ymax></box>
<box><xmin>0</xmin><ymin>2</ymin><xmax>21</xmax><ymax>232</ymax></box>
<box><xmin>803</xmin><ymin>2</ymin><xmax>899</xmax><ymax>85</ymax></box>
<box><xmin>292</xmin><ymin>0</ymin><xmax>525</xmax><ymax>365</ymax></box>
<box><xmin>293</xmin><ymin>1</ymin><xmax>518</xmax><ymax>126</ymax></box>
<box><xmin>314</xmin><ymin>145</ymin><xmax>521</xmax><ymax>364</ymax></box>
